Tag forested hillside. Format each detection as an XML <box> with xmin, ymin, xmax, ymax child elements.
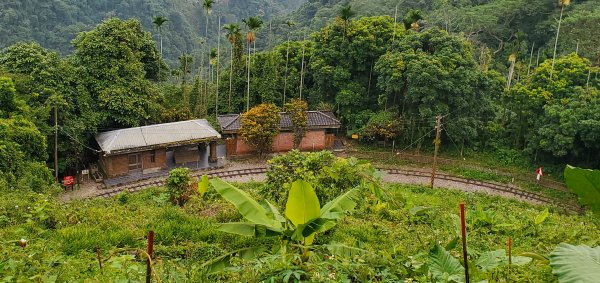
<box><xmin>0</xmin><ymin>0</ymin><xmax>305</xmax><ymax>65</ymax></box>
<box><xmin>283</xmin><ymin>0</ymin><xmax>599</xmax><ymax>65</ymax></box>
<box><xmin>0</xmin><ymin>0</ymin><xmax>599</xmax><ymax>187</ymax></box>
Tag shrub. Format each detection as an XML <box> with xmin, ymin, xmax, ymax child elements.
<box><xmin>165</xmin><ymin>168</ymin><xmax>195</xmax><ymax>206</ymax></box>
<box><xmin>264</xmin><ymin>150</ymin><xmax>381</xmax><ymax>206</ymax></box>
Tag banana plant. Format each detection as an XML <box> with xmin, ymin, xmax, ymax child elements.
<box><xmin>198</xmin><ymin>177</ymin><xmax>363</xmax><ymax>272</ymax></box>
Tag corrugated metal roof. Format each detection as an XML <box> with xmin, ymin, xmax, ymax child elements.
<box><xmin>95</xmin><ymin>119</ymin><xmax>221</xmax><ymax>155</ymax></box>
<box><xmin>218</xmin><ymin>111</ymin><xmax>341</xmax><ymax>133</ymax></box>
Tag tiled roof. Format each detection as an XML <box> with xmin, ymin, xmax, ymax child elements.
<box><xmin>217</xmin><ymin>111</ymin><xmax>341</xmax><ymax>133</ymax></box>
<box><xmin>95</xmin><ymin>119</ymin><xmax>221</xmax><ymax>155</ymax></box>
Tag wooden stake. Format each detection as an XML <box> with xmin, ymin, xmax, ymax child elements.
<box><xmin>508</xmin><ymin>237</ymin><xmax>512</xmax><ymax>265</ymax></box>
<box><xmin>146</xmin><ymin>230</ymin><xmax>155</xmax><ymax>283</ymax></box>
<box><xmin>430</xmin><ymin>116</ymin><xmax>443</xmax><ymax>188</ymax></box>
<box><xmin>96</xmin><ymin>247</ymin><xmax>102</xmax><ymax>273</ymax></box>
<box><xmin>460</xmin><ymin>202</ymin><xmax>470</xmax><ymax>283</ymax></box>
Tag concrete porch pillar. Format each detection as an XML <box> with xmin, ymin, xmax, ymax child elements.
<box><xmin>209</xmin><ymin>141</ymin><xmax>218</xmax><ymax>163</ymax></box>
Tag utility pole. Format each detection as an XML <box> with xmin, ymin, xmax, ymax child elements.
<box><xmin>430</xmin><ymin>115</ymin><xmax>442</xmax><ymax>188</ymax></box>
<box><xmin>54</xmin><ymin>105</ymin><xmax>58</xmax><ymax>182</ymax></box>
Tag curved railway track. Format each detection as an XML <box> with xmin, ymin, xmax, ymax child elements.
<box><xmin>94</xmin><ymin>166</ymin><xmax>583</xmax><ymax>213</ymax></box>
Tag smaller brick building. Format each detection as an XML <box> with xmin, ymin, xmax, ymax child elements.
<box><xmin>95</xmin><ymin>119</ymin><xmax>221</xmax><ymax>178</ymax></box>
<box><xmin>217</xmin><ymin>111</ymin><xmax>341</xmax><ymax>155</ymax></box>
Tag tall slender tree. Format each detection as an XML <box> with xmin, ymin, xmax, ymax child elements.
<box><xmin>242</xmin><ymin>16</ymin><xmax>263</xmax><ymax>111</ymax></box>
<box><xmin>215</xmin><ymin>16</ymin><xmax>221</xmax><ymax>118</ymax></box>
<box><xmin>152</xmin><ymin>16</ymin><xmax>168</xmax><ymax>57</ymax></box>
<box><xmin>203</xmin><ymin>0</ymin><xmax>215</xmax><ymax>39</ymax></box>
<box><xmin>152</xmin><ymin>16</ymin><xmax>168</xmax><ymax>81</ymax></box>
<box><xmin>338</xmin><ymin>5</ymin><xmax>355</xmax><ymax>36</ymax></box>
<box><xmin>283</xmin><ymin>20</ymin><xmax>295</xmax><ymax>107</ymax></box>
<box><xmin>223</xmin><ymin>23</ymin><xmax>242</xmax><ymax>111</ymax></box>
<box><xmin>550</xmin><ymin>0</ymin><xmax>571</xmax><ymax>80</ymax></box>
<box><xmin>201</xmin><ymin>0</ymin><xmax>216</xmax><ymax>115</ymax></box>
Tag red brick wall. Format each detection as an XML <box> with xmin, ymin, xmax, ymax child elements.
<box><xmin>235</xmin><ymin>136</ymin><xmax>253</xmax><ymax>155</ymax></box>
<box><xmin>298</xmin><ymin>130</ymin><xmax>326</xmax><ymax>151</ymax></box>
<box><xmin>142</xmin><ymin>149</ymin><xmax>166</xmax><ymax>170</ymax></box>
<box><xmin>273</xmin><ymin>132</ymin><xmax>295</xmax><ymax>152</ymax></box>
<box><xmin>101</xmin><ymin>149</ymin><xmax>167</xmax><ymax>178</ymax></box>
<box><xmin>231</xmin><ymin>130</ymin><xmax>329</xmax><ymax>155</ymax></box>
<box><xmin>105</xmin><ymin>154</ymin><xmax>129</xmax><ymax>178</ymax></box>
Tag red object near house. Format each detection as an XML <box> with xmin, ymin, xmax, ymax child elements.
<box><xmin>63</xmin><ymin>176</ymin><xmax>74</xmax><ymax>189</ymax></box>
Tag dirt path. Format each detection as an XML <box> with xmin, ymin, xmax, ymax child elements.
<box><xmin>58</xmin><ymin>159</ymin><xmax>267</xmax><ymax>202</ymax></box>
<box><xmin>61</xmin><ymin>169</ymin><xmax>541</xmax><ymax>207</ymax></box>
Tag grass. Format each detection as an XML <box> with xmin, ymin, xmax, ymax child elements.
<box><xmin>0</xmin><ymin>182</ymin><xmax>598</xmax><ymax>282</ymax></box>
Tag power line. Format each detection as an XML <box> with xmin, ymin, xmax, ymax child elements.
<box><xmin>58</xmin><ymin>126</ymin><xmax>102</xmax><ymax>153</ymax></box>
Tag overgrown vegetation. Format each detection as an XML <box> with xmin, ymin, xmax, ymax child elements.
<box><xmin>1</xmin><ymin>177</ymin><xmax>597</xmax><ymax>281</ymax></box>
<box><xmin>264</xmin><ymin>150</ymin><xmax>381</xmax><ymax>206</ymax></box>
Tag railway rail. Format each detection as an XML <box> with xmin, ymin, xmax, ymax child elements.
<box><xmin>94</xmin><ymin>166</ymin><xmax>583</xmax><ymax>213</ymax></box>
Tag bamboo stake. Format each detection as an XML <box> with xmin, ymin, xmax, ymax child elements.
<box><xmin>460</xmin><ymin>202</ymin><xmax>470</xmax><ymax>283</ymax></box>
<box><xmin>508</xmin><ymin>238</ymin><xmax>512</xmax><ymax>265</ymax></box>
<box><xmin>96</xmin><ymin>247</ymin><xmax>103</xmax><ymax>273</ymax></box>
<box><xmin>146</xmin><ymin>231</ymin><xmax>155</xmax><ymax>283</ymax></box>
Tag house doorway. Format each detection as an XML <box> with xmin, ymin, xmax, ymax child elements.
<box><xmin>128</xmin><ymin>153</ymin><xmax>142</xmax><ymax>173</ymax></box>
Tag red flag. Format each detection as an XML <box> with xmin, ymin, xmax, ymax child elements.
<box><xmin>535</xmin><ymin>167</ymin><xmax>543</xmax><ymax>176</ymax></box>
<box><xmin>535</xmin><ymin>167</ymin><xmax>543</xmax><ymax>181</ymax></box>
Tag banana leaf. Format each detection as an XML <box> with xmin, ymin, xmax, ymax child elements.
<box><xmin>285</xmin><ymin>180</ymin><xmax>321</xmax><ymax>244</ymax></box>
<box><xmin>550</xmin><ymin>243</ymin><xmax>600</xmax><ymax>283</ymax></box>
<box><xmin>217</xmin><ymin>222</ymin><xmax>282</xmax><ymax>237</ymax></box>
<box><xmin>210</xmin><ymin>178</ymin><xmax>280</xmax><ymax>229</ymax></box>
<box><xmin>564</xmin><ymin>165</ymin><xmax>600</xmax><ymax>213</ymax></box>
<box><xmin>428</xmin><ymin>244</ymin><xmax>465</xmax><ymax>283</ymax></box>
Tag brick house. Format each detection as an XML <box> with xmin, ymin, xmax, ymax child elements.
<box><xmin>95</xmin><ymin>119</ymin><xmax>221</xmax><ymax>178</ymax></box>
<box><xmin>217</xmin><ymin>111</ymin><xmax>341</xmax><ymax>155</ymax></box>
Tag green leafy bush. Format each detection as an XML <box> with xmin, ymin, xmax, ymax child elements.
<box><xmin>264</xmin><ymin>150</ymin><xmax>382</xmax><ymax>206</ymax></box>
<box><xmin>165</xmin><ymin>168</ymin><xmax>195</xmax><ymax>206</ymax></box>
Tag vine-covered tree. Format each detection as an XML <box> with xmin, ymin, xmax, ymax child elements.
<box><xmin>375</xmin><ymin>28</ymin><xmax>503</xmax><ymax>149</ymax></box>
<box><xmin>72</xmin><ymin>18</ymin><xmax>162</xmax><ymax>127</ymax></box>
<box><xmin>504</xmin><ymin>53</ymin><xmax>600</xmax><ymax>166</ymax></box>
<box><xmin>284</xmin><ymin>98</ymin><xmax>308</xmax><ymax>149</ymax></box>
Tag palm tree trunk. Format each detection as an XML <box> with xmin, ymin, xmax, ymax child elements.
<box><xmin>229</xmin><ymin>44</ymin><xmax>233</xmax><ymax>111</ymax></box>
<box><xmin>507</xmin><ymin>60</ymin><xmax>515</xmax><ymax>89</ymax></box>
<box><xmin>158</xmin><ymin>30</ymin><xmax>162</xmax><ymax>81</ymax></box>
<box><xmin>246</xmin><ymin>42</ymin><xmax>251</xmax><ymax>111</ymax></box>
<box><xmin>527</xmin><ymin>42</ymin><xmax>534</xmax><ymax>77</ymax></box>
<box><xmin>550</xmin><ymin>5</ymin><xmax>564</xmax><ymax>80</ymax></box>
<box><xmin>299</xmin><ymin>35</ymin><xmax>306</xmax><ymax>100</ymax></box>
<box><xmin>215</xmin><ymin>16</ymin><xmax>221</xmax><ymax>119</ymax></box>
<box><xmin>283</xmin><ymin>34</ymin><xmax>290</xmax><ymax>107</ymax></box>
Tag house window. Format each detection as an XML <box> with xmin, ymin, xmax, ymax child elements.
<box><xmin>150</xmin><ymin>150</ymin><xmax>156</xmax><ymax>163</ymax></box>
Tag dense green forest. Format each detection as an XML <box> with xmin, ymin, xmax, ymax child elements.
<box><xmin>0</xmin><ymin>0</ymin><xmax>599</xmax><ymax>190</ymax></box>
<box><xmin>0</xmin><ymin>0</ymin><xmax>305</xmax><ymax>65</ymax></box>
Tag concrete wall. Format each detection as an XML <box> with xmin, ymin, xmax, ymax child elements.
<box><xmin>229</xmin><ymin>130</ymin><xmax>331</xmax><ymax>155</ymax></box>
